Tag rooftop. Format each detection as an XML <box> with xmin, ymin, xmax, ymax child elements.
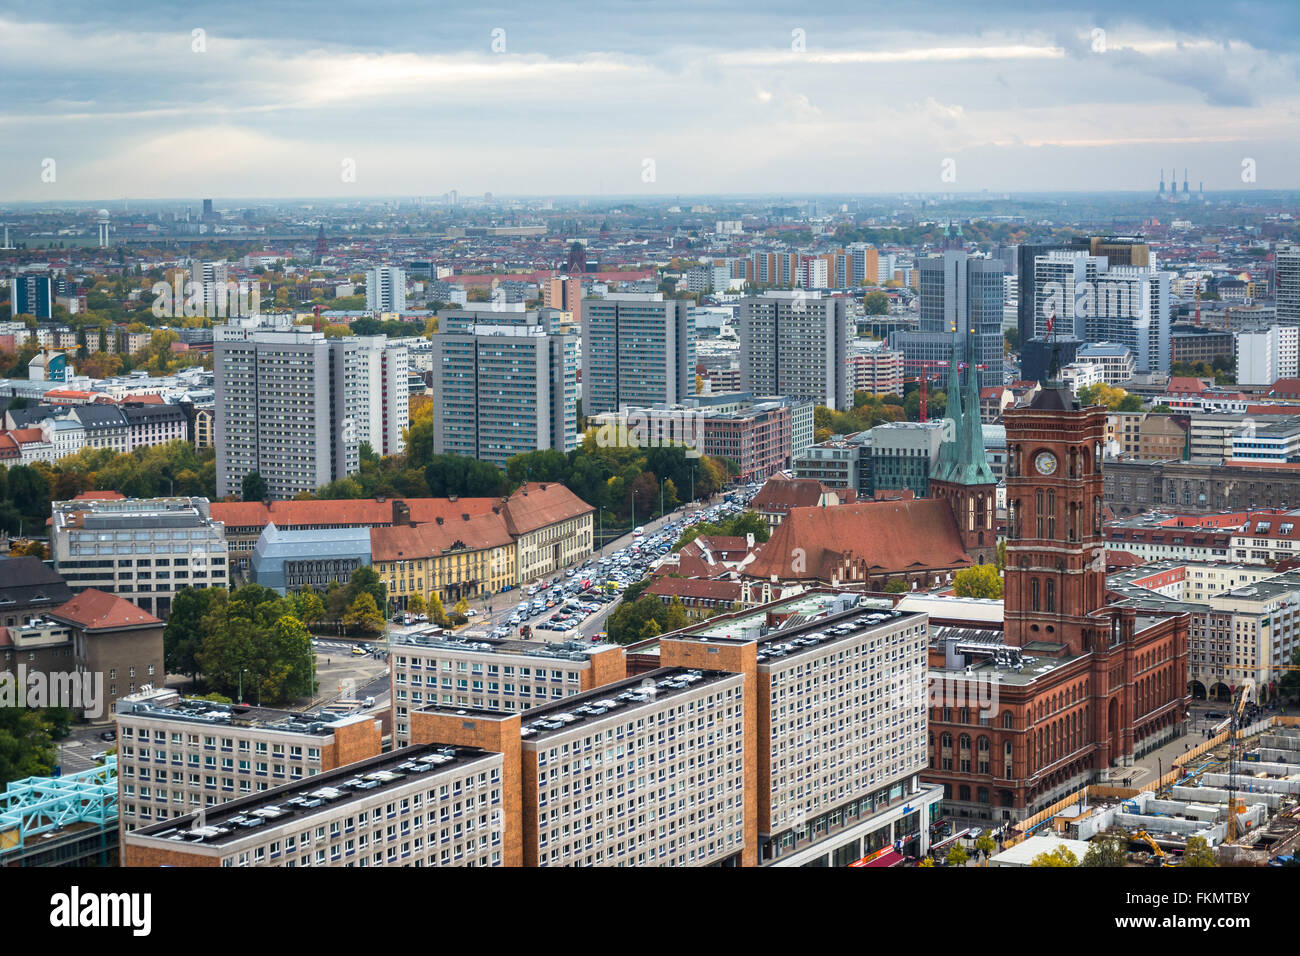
<box><xmin>391</xmin><ymin>633</ymin><xmax>616</xmax><ymax>662</ymax></box>
<box><xmin>116</xmin><ymin>687</ymin><xmax>375</xmax><ymax>735</ymax></box>
<box><xmin>131</xmin><ymin>744</ymin><xmax>495</xmax><ymax>848</ymax></box>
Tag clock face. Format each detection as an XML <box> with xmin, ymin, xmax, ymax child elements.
<box><xmin>1034</xmin><ymin>451</ymin><xmax>1058</xmax><ymax>476</ymax></box>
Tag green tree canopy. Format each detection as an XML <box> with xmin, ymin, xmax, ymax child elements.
<box><xmin>953</xmin><ymin>564</ymin><xmax>1004</xmax><ymax>599</ymax></box>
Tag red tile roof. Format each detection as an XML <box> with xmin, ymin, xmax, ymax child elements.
<box><xmin>500</xmin><ymin>482</ymin><xmax>594</xmax><ymax>536</ymax></box>
<box><xmin>51</xmin><ymin>589</ymin><xmax>162</xmax><ymax>630</ymax></box>
<box><xmin>73</xmin><ymin>490</ymin><xmax>126</xmax><ymax>501</ymax></box>
<box><xmin>1268</xmin><ymin>378</ymin><xmax>1300</xmax><ymax>398</ymax></box>
<box><xmin>644</xmin><ymin>577</ymin><xmax>742</xmax><ymax>603</ymax></box>
<box><xmin>1166</xmin><ymin>376</ymin><xmax>1211</xmax><ymax>395</ymax></box>
<box><xmin>211</xmin><ymin>497</ymin><xmax>500</xmax><ymax>530</ymax></box>
<box><xmin>9</xmin><ymin>428</ymin><xmax>45</xmax><ymax>444</ymax></box>
<box><xmin>744</xmin><ymin>499</ymin><xmax>972</xmax><ymax>581</ymax></box>
<box><xmin>751</xmin><ymin>476</ymin><xmax>844</xmax><ymax>514</ymax></box>
<box><xmin>370</xmin><ymin>514</ymin><xmax>514</xmax><ymax>561</ymax></box>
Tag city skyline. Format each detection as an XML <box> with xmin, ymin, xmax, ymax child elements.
<box><xmin>2</xmin><ymin>0</ymin><xmax>1299</xmax><ymax>200</ymax></box>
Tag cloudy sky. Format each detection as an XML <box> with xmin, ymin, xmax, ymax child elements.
<box><xmin>2</xmin><ymin>0</ymin><xmax>1298</xmax><ymax>200</ymax></box>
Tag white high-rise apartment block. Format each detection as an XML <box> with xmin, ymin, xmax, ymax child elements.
<box><xmin>432</xmin><ymin>311</ymin><xmax>578</xmax><ymax>468</ymax></box>
<box><xmin>1033</xmin><ymin>252</ymin><xmax>1172</xmax><ymax>374</ymax></box>
<box><xmin>214</xmin><ymin>318</ymin><xmax>373</xmax><ymax>500</ymax></box>
<box><xmin>798</xmin><ymin>256</ymin><xmax>829</xmax><ymax>289</ymax></box>
<box><xmin>351</xmin><ymin>336</ymin><xmax>410</xmax><ymax>456</ymax></box>
<box><xmin>581</xmin><ymin>293</ymin><xmax>695</xmax><ymax>416</ymax></box>
<box><xmin>366</xmin><ymin>265</ymin><xmax>407</xmax><ymax>313</ymax></box>
<box><xmin>1236</xmin><ymin>325</ymin><xmax>1300</xmax><ymax>386</ymax></box>
<box><xmin>1277</xmin><ymin>244</ymin><xmax>1300</xmax><ymax>326</ymax></box>
<box><xmin>741</xmin><ymin>292</ymin><xmax>852</xmax><ymax>411</ymax></box>
<box><xmin>194</xmin><ymin>260</ymin><xmax>229</xmax><ymax>316</ymax></box>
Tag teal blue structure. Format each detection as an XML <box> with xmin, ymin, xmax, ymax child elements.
<box><xmin>0</xmin><ymin>757</ymin><xmax>117</xmax><ymax>860</ymax></box>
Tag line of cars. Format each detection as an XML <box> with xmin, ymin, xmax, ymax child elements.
<box><xmin>500</xmin><ymin>569</ymin><xmax>621</xmax><ymax>638</ymax></box>
<box><xmin>495</xmin><ymin>483</ymin><xmax>767</xmax><ymax>640</ymax></box>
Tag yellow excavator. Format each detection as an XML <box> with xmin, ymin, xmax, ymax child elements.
<box><xmin>1132</xmin><ymin>829</ymin><xmax>1176</xmax><ymax>866</ymax></box>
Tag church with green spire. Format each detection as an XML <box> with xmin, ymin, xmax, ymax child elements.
<box><xmin>929</xmin><ymin>329</ymin><xmax>999</xmax><ymax>565</ymax></box>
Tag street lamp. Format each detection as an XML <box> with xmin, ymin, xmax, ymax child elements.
<box><xmin>238</xmin><ymin>667</ymin><xmax>249</xmax><ymax>705</ymax></box>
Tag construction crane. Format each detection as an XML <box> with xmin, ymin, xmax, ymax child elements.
<box><xmin>1224</xmin><ymin>679</ymin><xmax>1256</xmax><ymax>845</ymax></box>
<box><xmin>902</xmin><ymin>359</ymin><xmax>987</xmax><ymax>423</ymax></box>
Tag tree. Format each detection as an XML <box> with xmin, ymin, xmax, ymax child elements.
<box><xmin>241</xmin><ymin>471</ymin><xmax>267</xmax><ymax>503</ymax></box>
<box><xmin>918</xmin><ymin>857</ymin><xmax>935</xmax><ymax>867</ymax></box>
<box><xmin>452</xmin><ymin>597</ymin><xmax>470</xmax><ymax>618</ymax></box>
<box><xmin>1182</xmin><ymin>836</ymin><xmax>1217</xmax><ymax>868</ymax></box>
<box><xmin>953</xmin><ymin>564</ymin><xmax>1004</xmax><ymax>599</ymax></box>
<box><xmin>407</xmin><ymin>592</ymin><xmax>427</xmax><ymax>616</ymax></box>
<box><xmin>294</xmin><ymin>590</ymin><xmax>326</xmax><ymax>628</ymax></box>
<box><xmin>0</xmin><ymin>708</ymin><xmax>62</xmax><ymax>786</ymax></box>
<box><xmin>946</xmin><ymin>844</ymin><xmax>969</xmax><ymax>867</ymax></box>
<box><xmin>342</xmin><ymin>592</ymin><xmax>384</xmax><ymax>637</ymax></box>
<box><xmin>1078</xmin><ymin>383</ymin><xmax>1143</xmax><ymax>412</ymax></box>
<box><xmin>8</xmin><ymin>539</ymin><xmax>46</xmax><ymax>559</ymax></box>
<box><xmin>974</xmin><ymin>832</ymin><xmax>997</xmax><ymax>861</ymax></box>
<box><xmin>427</xmin><ymin>594</ymin><xmax>448</xmax><ymax>627</ymax></box>
<box><xmin>345</xmin><ymin>566</ymin><xmax>388</xmax><ymax>615</ymax></box>
<box><xmin>884</xmin><ymin>578</ymin><xmax>909</xmax><ymax>594</ymax></box>
<box><xmin>673</xmin><ymin>510</ymin><xmax>770</xmax><ymax>552</ymax></box>
<box><xmin>862</xmin><ymin>291</ymin><xmax>890</xmax><ymax>315</ymax></box>
<box><xmin>164</xmin><ymin>586</ymin><xmax>221</xmax><ymax>679</ymax></box>
<box><xmin>1082</xmin><ymin>829</ymin><xmax>1128</xmax><ymax>867</ymax></box>
<box><xmin>995</xmin><ymin>538</ymin><xmax>1006</xmax><ymax>571</ymax></box>
<box><xmin>268</xmin><ymin>614</ymin><xmax>315</xmax><ymax>700</ymax></box>
<box><xmin>1030</xmin><ymin>845</ymin><xmax>1079</xmax><ymax>867</ymax></box>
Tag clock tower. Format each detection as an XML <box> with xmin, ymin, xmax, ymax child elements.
<box><xmin>1003</xmin><ymin>385</ymin><xmax>1108</xmax><ymax>654</ymax></box>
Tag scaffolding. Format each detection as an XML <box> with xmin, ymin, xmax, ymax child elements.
<box><xmin>0</xmin><ymin>758</ymin><xmax>117</xmax><ymax>860</ymax></box>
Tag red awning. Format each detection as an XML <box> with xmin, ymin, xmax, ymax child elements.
<box><xmin>850</xmin><ymin>848</ymin><xmax>904</xmax><ymax>868</ymax></box>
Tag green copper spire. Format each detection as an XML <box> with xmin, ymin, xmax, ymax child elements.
<box><xmin>931</xmin><ymin>328</ymin><xmax>995</xmax><ymax>487</ymax></box>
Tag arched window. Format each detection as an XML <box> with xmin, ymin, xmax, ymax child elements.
<box><xmin>1031</xmin><ymin>578</ymin><xmax>1040</xmax><ymax>611</ymax></box>
<box><xmin>1046</xmin><ymin>579</ymin><xmax>1056</xmax><ymax>613</ymax></box>
<box><xmin>1002</xmin><ymin>711</ymin><xmax>1014</xmax><ymax>729</ymax></box>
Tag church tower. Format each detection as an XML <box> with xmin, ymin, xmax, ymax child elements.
<box><xmin>929</xmin><ymin>332</ymin><xmax>998</xmax><ymax>565</ymax></box>
<box><xmin>1002</xmin><ymin>385</ymin><xmax>1108</xmax><ymax>654</ymax></box>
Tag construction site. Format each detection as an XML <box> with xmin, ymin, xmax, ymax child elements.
<box><xmin>995</xmin><ymin>711</ymin><xmax>1300</xmax><ymax>867</ymax></box>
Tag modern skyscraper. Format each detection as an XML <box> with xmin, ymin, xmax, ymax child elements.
<box><xmin>365</xmin><ymin>265</ymin><xmax>406</xmax><ymax>313</ymax></box>
<box><xmin>740</xmin><ymin>291</ymin><xmax>851</xmax><ymax>410</ymax></box>
<box><xmin>352</xmin><ymin>336</ymin><xmax>410</xmax><ymax>457</ymax></box>
<box><xmin>582</xmin><ymin>293</ymin><xmax>694</xmax><ymax>415</ymax></box>
<box><xmin>1033</xmin><ymin>252</ymin><xmax>1172</xmax><ymax>374</ymax></box>
<box><xmin>1277</xmin><ymin>244</ymin><xmax>1300</xmax><ymax>326</ymax></box>
<box><xmin>1016</xmin><ymin>239</ymin><xmax>1089</xmax><ymax>348</ymax></box>
<box><xmin>11</xmin><ymin>274</ymin><xmax>53</xmax><ymax>319</ymax></box>
<box><xmin>891</xmin><ymin>252</ymin><xmax>1003</xmax><ymax>389</ymax></box>
<box><xmin>214</xmin><ymin>318</ymin><xmax>394</xmax><ymax>499</ymax></box>
<box><xmin>431</xmin><ymin>311</ymin><xmax>577</xmax><ymax>468</ymax></box>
